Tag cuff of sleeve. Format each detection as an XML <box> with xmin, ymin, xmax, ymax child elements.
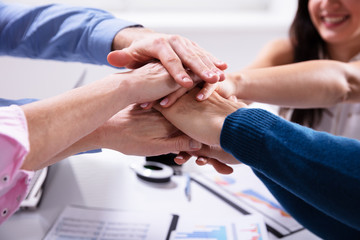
<box><xmin>76</xmin><ymin>148</ymin><xmax>102</xmax><ymax>155</ymax></box>
<box><xmin>220</xmin><ymin>108</ymin><xmax>278</xmax><ymax>166</ymax></box>
<box><xmin>89</xmin><ymin>18</ymin><xmax>142</xmax><ymax>66</ymax></box>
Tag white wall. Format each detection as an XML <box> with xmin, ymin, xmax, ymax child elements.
<box><xmin>0</xmin><ymin>0</ymin><xmax>297</xmax><ymax>99</ymax></box>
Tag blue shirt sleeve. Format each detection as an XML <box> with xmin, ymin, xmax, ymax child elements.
<box><xmin>0</xmin><ymin>2</ymin><xmax>141</xmax><ymax>65</ymax></box>
<box><xmin>220</xmin><ymin>108</ymin><xmax>360</xmax><ymax>237</ymax></box>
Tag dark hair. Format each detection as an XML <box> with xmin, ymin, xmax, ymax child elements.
<box><xmin>283</xmin><ymin>0</ymin><xmax>328</xmax><ymax>127</ymax></box>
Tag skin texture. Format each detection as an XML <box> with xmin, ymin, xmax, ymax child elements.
<box><xmin>155</xmin><ymin>88</ymin><xmax>244</xmax><ymax>146</ymax></box>
<box><xmin>21</xmin><ymin>63</ymin><xmax>201</xmax><ymax>171</ymax></box>
<box><xmin>20</xmin><ymin>24</ymin><xmax>230</xmax><ymax>171</ymax></box>
<box><xmin>109</xmin><ymin>27</ymin><xmax>227</xmax><ymax>88</ymax></box>
<box><xmin>43</xmin><ymin>104</ymin><xmax>201</xmax><ymax>169</ymax></box>
<box><xmin>154</xmin><ymin>88</ymin><xmax>245</xmax><ymax>173</ymax></box>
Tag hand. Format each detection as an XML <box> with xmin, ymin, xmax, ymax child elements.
<box><xmin>153</xmin><ymin>80</ymin><xmax>238</xmax><ymax>108</ymax></box>
<box><xmin>96</xmin><ymin>104</ymin><xmax>202</xmax><ymax>156</ymax></box>
<box><xmin>175</xmin><ymin>145</ymin><xmax>240</xmax><ymax>174</ymax></box>
<box><xmin>108</xmin><ymin>27</ymin><xmax>227</xmax><ymax>88</ymax></box>
<box><xmin>157</xmin><ymin>73</ymin><xmax>238</xmax><ymax>108</ymax></box>
<box><xmin>155</xmin><ymin>88</ymin><xmax>245</xmax><ymax>146</ymax></box>
<box><xmin>121</xmin><ymin>62</ymin><xmax>181</xmax><ymax>104</ymax></box>
<box><xmin>195</xmin><ymin>73</ymin><xmax>238</xmax><ymax>102</ymax></box>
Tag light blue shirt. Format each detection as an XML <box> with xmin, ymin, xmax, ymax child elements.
<box><xmin>0</xmin><ymin>2</ymin><xmax>141</xmax><ymax>154</ymax></box>
<box><xmin>0</xmin><ymin>2</ymin><xmax>141</xmax><ymax>65</ymax></box>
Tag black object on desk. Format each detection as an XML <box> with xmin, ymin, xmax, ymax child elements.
<box><xmin>146</xmin><ymin>153</ymin><xmax>178</xmax><ymax>166</ymax></box>
<box><xmin>146</xmin><ymin>153</ymin><xmax>182</xmax><ymax>175</ymax></box>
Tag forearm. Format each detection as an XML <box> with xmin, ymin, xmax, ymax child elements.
<box><xmin>220</xmin><ymin>108</ymin><xmax>360</xmax><ymax>230</ymax></box>
<box><xmin>230</xmin><ymin>60</ymin><xmax>360</xmax><ymax>108</ymax></box>
<box><xmin>0</xmin><ymin>2</ymin><xmax>140</xmax><ymax>65</ymax></box>
<box><xmin>40</xmin><ymin>130</ymin><xmax>102</xmax><ymax>169</ymax></box>
<box><xmin>254</xmin><ymin>170</ymin><xmax>360</xmax><ymax>238</ymax></box>
<box><xmin>21</xmin><ymin>75</ymin><xmax>130</xmax><ymax>170</ymax></box>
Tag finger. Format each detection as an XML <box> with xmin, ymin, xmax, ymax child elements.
<box><xmin>162</xmin><ymin>135</ymin><xmax>202</xmax><ymax>153</ymax></box>
<box><xmin>169</xmin><ymin>38</ymin><xmax>220</xmax><ymax>84</ymax></box>
<box><xmin>207</xmin><ymin>158</ymin><xmax>234</xmax><ymax>174</ymax></box>
<box><xmin>140</xmin><ymin>101</ymin><xmax>155</xmax><ymax>110</ymax></box>
<box><xmin>189</xmin><ymin>41</ymin><xmax>227</xmax><ymax>81</ymax></box>
<box><xmin>195</xmin><ymin>157</ymin><xmax>209</xmax><ymax>166</ymax></box>
<box><xmin>107</xmin><ymin>50</ymin><xmax>134</xmax><ymax>68</ymax></box>
<box><xmin>228</xmin><ymin>95</ymin><xmax>238</xmax><ymax>103</ymax></box>
<box><xmin>160</xmin><ymin>86</ymin><xmax>191</xmax><ymax>108</ymax></box>
<box><xmin>190</xmin><ymin>41</ymin><xmax>228</xmax><ymax>72</ymax></box>
<box><xmin>212</xmin><ymin>59</ymin><xmax>228</xmax><ymax>72</ymax></box>
<box><xmin>174</xmin><ymin>152</ymin><xmax>192</xmax><ymax>165</ymax></box>
<box><xmin>155</xmin><ymin>41</ymin><xmax>194</xmax><ymax>88</ymax></box>
<box><xmin>196</xmin><ymin>82</ymin><xmax>219</xmax><ymax>101</ymax></box>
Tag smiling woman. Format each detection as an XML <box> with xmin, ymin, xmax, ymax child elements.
<box><xmin>308</xmin><ymin>0</ymin><xmax>360</xmax><ymax>50</ymax></box>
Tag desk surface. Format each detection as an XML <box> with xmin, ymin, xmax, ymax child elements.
<box><xmin>0</xmin><ymin>149</ymin><xmax>320</xmax><ymax>240</ymax></box>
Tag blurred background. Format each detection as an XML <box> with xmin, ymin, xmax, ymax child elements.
<box><xmin>0</xmin><ymin>0</ymin><xmax>297</xmax><ymax>99</ymax></box>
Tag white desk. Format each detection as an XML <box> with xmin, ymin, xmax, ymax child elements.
<box><xmin>0</xmin><ymin>149</ymin><xmax>320</xmax><ymax>240</ymax></box>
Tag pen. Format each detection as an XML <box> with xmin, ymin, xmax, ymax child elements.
<box><xmin>184</xmin><ymin>174</ymin><xmax>191</xmax><ymax>202</ymax></box>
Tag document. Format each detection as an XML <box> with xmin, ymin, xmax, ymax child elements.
<box><xmin>44</xmin><ymin>205</ymin><xmax>177</xmax><ymax>240</ymax></box>
<box><xmin>191</xmin><ymin>164</ymin><xmax>304</xmax><ymax>237</ymax></box>
<box><xmin>44</xmin><ymin>205</ymin><xmax>268</xmax><ymax>240</ymax></box>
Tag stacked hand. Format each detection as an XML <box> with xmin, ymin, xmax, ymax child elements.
<box><xmin>109</xmin><ymin>27</ymin><xmax>227</xmax><ymax>88</ymax></box>
<box><xmin>101</xmin><ymin>28</ymin><xmax>243</xmax><ymax>174</ymax></box>
<box><xmin>108</xmin><ymin>27</ymin><xmax>229</xmax><ymax>108</ymax></box>
<box><xmin>154</xmin><ymin>88</ymin><xmax>247</xmax><ymax>174</ymax></box>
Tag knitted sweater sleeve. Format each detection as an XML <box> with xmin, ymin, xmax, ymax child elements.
<box><xmin>220</xmin><ymin>108</ymin><xmax>360</xmax><ymax>237</ymax></box>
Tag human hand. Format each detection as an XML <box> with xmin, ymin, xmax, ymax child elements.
<box><xmin>157</xmin><ymin>79</ymin><xmax>239</xmax><ymax>108</ymax></box>
<box><xmin>108</xmin><ymin>27</ymin><xmax>227</xmax><ymax>88</ymax></box>
<box><xmin>174</xmin><ymin>144</ymin><xmax>240</xmax><ymax>174</ymax></box>
<box><xmin>96</xmin><ymin>104</ymin><xmax>202</xmax><ymax>156</ymax></box>
<box><xmin>192</xmin><ymin>73</ymin><xmax>238</xmax><ymax>102</ymax></box>
<box><xmin>120</xmin><ymin>62</ymin><xmax>187</xmax><ymax>105</ymax></box>
<box><xmin>155</xmin><ymin>88</ymin><xmax>246</xmax><ymax>146</ymax></box>
<box><xmin>156</xmin><ymin>73</ymin><xmax>238</xmax><ymax>108</ymax></box>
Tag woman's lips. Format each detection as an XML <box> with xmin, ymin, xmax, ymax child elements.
<box><xmin>321</xmin><ymin>15</ymin><xmax>350</xmax><ymax>27</ymax></box>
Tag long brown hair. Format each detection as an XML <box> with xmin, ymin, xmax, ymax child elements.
<box><xmin>284</xmin><ymin>0</ymin><xmax>328</xmax><ymax>127</ymax></box>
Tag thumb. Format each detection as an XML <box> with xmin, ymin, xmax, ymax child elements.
<box><xmin>161</xmin><ymin>135</ymin><xmax>202</xmax><ymax>153</ymax></box>
<box><xmin>107</xmin><ymin>50</ymin><xmax>133</xmax><ymax>68</ymax></box>
<box><xmin>152</xmin><ymin>102</ymin><xmax>163</xmax><ymax>113</ymax></box>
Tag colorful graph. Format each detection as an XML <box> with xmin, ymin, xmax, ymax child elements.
<box><xmin>239</xmin><ymin>223</ymin><xmax>264</xmax><ymax>240</ymax></box>
<box><xmin>173</xmin><ymin>225</ymin><xmax>227</xmax><ymax>239</ymax></box>
<box><xmin>235</xmin><ymin>189</ymin><xmax>290</xmax><ymax>218</ymax></box>
<box><xmin>213</xmin><ymin>176</ymin><xmax>236</xmax><ymax>186</ymax></box>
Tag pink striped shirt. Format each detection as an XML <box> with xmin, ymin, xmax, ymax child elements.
<box><xmin>0</xmin><ymin>105</ymin><xmax>33</xmax><ymax>224</ymax></box>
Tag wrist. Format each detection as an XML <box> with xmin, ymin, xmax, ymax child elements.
<box><xmin>103</xmin><ymin>72</ymin><xmax>135</xmax><ymax>107</ymax></box>
<box><xmin>211</xmin><ymin>96</ymin><xmax>245</xmax><ymax>146</ymax></box>
<box><xmin>112</xmin><ymin>27</ymin><xmax>153</xmax><ymax>51</ymax></box>
<box><xmin>227</xmin><ymin>72</ymin><xmax>245</xmax><ymax>98</ymax></box>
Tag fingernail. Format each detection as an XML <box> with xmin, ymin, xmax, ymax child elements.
<box><xmin>196</xmin><ymin>93</ymin><xmax>204</xmax><ymax>100</ymax></box>
<box><xmin>197</xmin><ymin>157</ymin><xmax>207</xmax><ymax>164</ymax></box>
<box><xmin>190</xmin><ymin>139</ymin><xmax>201</xmax><ymax>149</ymax></box>
<box><xmin>182</xmin><ymin>77</ymin><xmax>192</xmax><ymax>84</ymax></box>
<box><xmin>205</xmin><ymin>71</ymin><xmax>215</xmax><ymax>78</ymax></box>
<box><xmin>160</xmin><ymin>98</ymin><xmax>169</xmax><ymax>106</ymax></box>
<box><xmin>215</xmin><ymin>69</ymin><xmax>223</xmax><ymax>77</ymax></box>
<box><xmin>175</xmin><ymin>155</ymin><xmax>183</xmax><ymax>160</ymax></box>
<box><xmin>140</xmin><ymin>103</ymin><xmax>149</xmax><ymax>108</ymax></box>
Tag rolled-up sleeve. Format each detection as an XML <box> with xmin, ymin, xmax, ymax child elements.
<box><xmin>0</xmin><ymin>105</ymin><xmax>33</xmax><ymax>225</ymax></box>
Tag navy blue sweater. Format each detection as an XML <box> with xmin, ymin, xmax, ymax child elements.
<box><xmin>220</xmin><ymin>108</ymin><xmax>360</xmax><ymax>239</ymax></box>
